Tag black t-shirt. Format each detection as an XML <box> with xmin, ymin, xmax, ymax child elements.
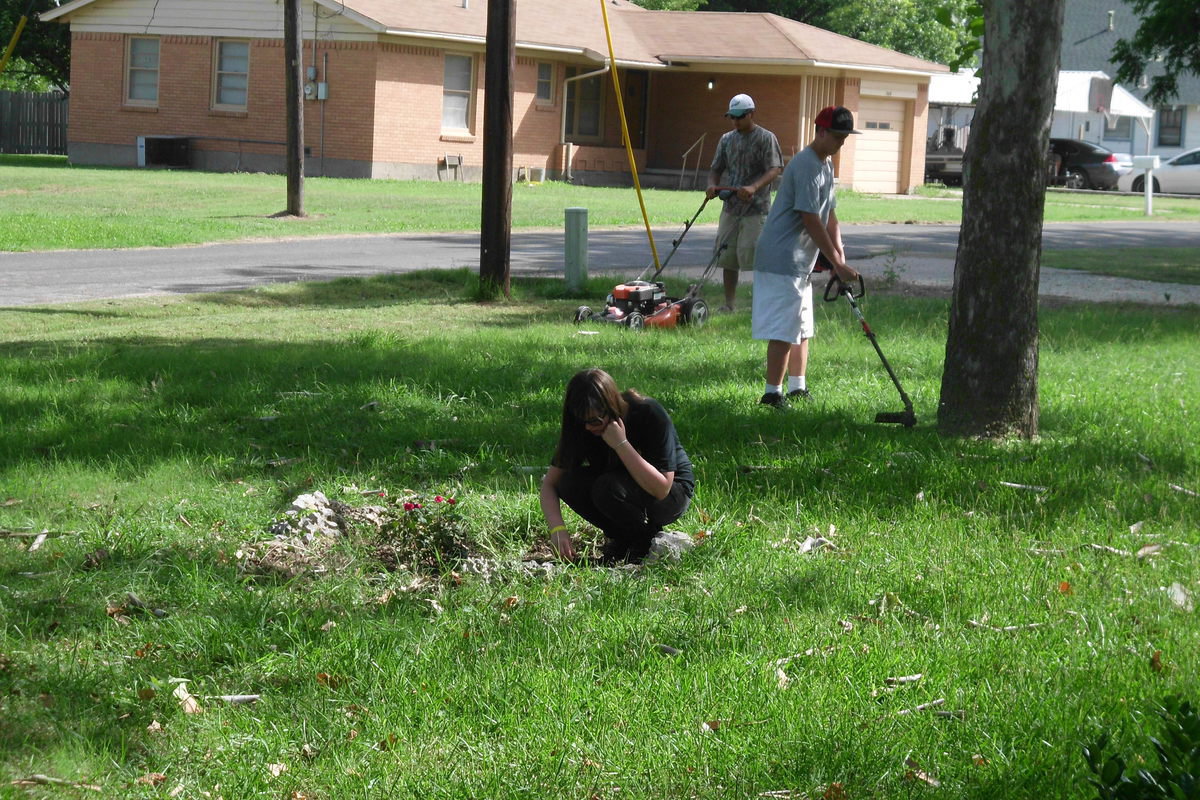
<box><xmin>581</xmin><ymin>396</ymin><xmax>694</xmax><ymax>492</ymax></box>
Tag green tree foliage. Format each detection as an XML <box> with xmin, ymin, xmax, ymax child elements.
<box><xmin>0</xmin><ymin>1</ymin><xmax>69</xmax><ymax>92</ymax></box>
<box><xmin>0</xmin><ymin>55</ymin><xmax>51</xmax><ymax>91</ymax></box>
<box><xmin>693</xmin><ymin>0</ymin><xmax>838</xmax><ymax>25</ymax></box>
<box><xmin>822</xmin><ymin>0</ymin><xmax>976</xmax><ymax>64</ymax></box>
<box><xmin>1111</xmin><ymin>0</ymin><xmax>1200</xmax><ymax>105</ymax></box>
<box><xmin>628</xmin><ymin>0</ymin><xmax>706</xmax><ymax>8</ymax></box>
<box><xmin>630</xmin><ymin>0</ymin><xmax>975</xmax><ymax>63</ymax></box>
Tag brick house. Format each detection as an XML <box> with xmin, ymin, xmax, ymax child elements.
<box><xmin>42</xmin><ymin>0</ymin><xmax>947</xmax><ymax>192</ymax></box>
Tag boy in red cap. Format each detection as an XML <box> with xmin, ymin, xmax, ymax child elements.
<box><xmin>751</xmin><ymin>106</ymin><xmax>862</xmax><ymax>408</ymax></box>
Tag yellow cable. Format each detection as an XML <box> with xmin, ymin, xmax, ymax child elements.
<box><xmin>0</xmin><ymin>16</ymin><xmax>30</xmax><ymax>76</ymax></box>
<box><xmin>598</xmin><ymin>0</ymin><xmax>660</xmax><ymax>273</ymax></box>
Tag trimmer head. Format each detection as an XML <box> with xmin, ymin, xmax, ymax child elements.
<box><xmin>875</xmin><ymin>411</ymin><xmax>917</xmax><ymax>427</ymax></box>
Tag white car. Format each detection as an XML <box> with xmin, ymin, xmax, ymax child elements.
<box><xmin>1117</xmin><ymin>147</ymin><xmax>1200</xmax><ymax>194</ymax></box>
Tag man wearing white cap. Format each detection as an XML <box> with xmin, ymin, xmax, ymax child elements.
<box><xmin>752</xmin><ymin>105</ymin><xmax>861</xmax><ymax>408</ymax></box>
<box><xmin>706</xmin><ymin>93</ymin><xmax>784</xmax><ymax>313</ymax></box>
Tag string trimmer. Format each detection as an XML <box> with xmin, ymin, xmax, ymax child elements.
<box><xmin>823</xmin><ymin>266</ymin><xmax>917</xmax><ymax>427</ymax></box>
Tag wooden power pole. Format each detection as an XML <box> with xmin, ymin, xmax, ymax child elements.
<box><xmin>283</xmin><ymin>0</ymin><xmax>305</xmax><ymax>217</ymax></box>
<box><xmin>479</xmin><ymin>0</ymin><xmax>515</xmax><ymax>298</ymax></box>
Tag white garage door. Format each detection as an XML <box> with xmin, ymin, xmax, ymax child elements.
<box><xmin>854</xmin><ymin>98</ymin><xmax>907</xmax><ymax>193</ymax></box>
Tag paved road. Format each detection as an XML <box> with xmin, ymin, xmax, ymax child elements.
<box><xmin>1</xmin><ymin>220</ymin><xmax>1197</xmax><ymax>307</ymax></box>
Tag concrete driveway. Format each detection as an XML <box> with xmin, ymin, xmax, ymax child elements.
<box><xmin>1</xmin><ymin>220</ymin><xmax>1197</xmax><ymax>307</ymax></box>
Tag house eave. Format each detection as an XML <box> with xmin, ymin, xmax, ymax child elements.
<box><xmin>658</xmin><ymin>55</ymin><xmax>943</xmax><ymax>78</ymax></box>
<box><xmin>38</xmin><ymin>0</ymin><xmax>95</xmax><ymax>23</ymax></box>
<box><xmin>809</xmin><ymin>60</ymin><xmax>945</xmax><ymax>78</ymax></box>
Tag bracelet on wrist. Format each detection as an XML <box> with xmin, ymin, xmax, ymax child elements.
<box><xmin>549</xmin><ymin>524</ymin><xmax>567</xmax><ymax>535</ymax></box>
<box><xmin>615</xmin><ymin>439</ymin><xmax>629</xmax><ymax>450</ymax></box>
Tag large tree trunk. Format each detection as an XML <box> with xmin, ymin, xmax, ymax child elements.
<box><xmin>937</xmin><ymin>0</ymin><xmax>1065</xmax><ymax>438</ymax></box>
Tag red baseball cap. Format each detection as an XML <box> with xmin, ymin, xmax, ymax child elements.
<box><xmin>815</xmin><ymin>106</ymin><xmax>861</xmax><ymax>134</ymax></box>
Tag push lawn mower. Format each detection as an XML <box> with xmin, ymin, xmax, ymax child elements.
<box><xmin>821</xmin><ymin>258</ymin><xmax>918</xmax><ymax>428</ymax></box>
<box><xmin>573</xmin><ymin>190</ymin><xmax>738</xmax><ymax>330</ymax></box>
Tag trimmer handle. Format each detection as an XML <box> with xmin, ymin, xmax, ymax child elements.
<box><xmin>824</xmin><ymin>272</ymin><xmax>865</xmax><ymax>302</ymax></box>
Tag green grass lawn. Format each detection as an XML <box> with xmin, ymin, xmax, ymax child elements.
<box><xmin>1</xmin><ymin>271</ymin><xmax>1197</xmax><ymax>798</ymax></box>
<box><xmin>1042</xmin><ymin>247</ymin><xmax>1200</xmax><ymax>286</ymax></box>
<box><xmin>3</xmin><ymin>155</ymin><xmax>1200</xmax><ymax>252</ymax></box>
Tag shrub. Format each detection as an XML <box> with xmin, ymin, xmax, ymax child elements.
<box><xmin>1084</xmin><ymin>696</ymin><xmax>1200</xmax><ymax>799</ymax></box>
<box><xmin>375</xmin><ymin>493</ymin><xmax>473</xmax><ymax>575</ymax></box>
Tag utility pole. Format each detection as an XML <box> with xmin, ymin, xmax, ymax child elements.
<box><xmin>283</xmin><ymin>0</ymin><xmax>305</xmax><ymax>217</ymax></box>
<box><xmin>479</xmin><ymin>0</ymin><xmax>514</xmax><ymax>298</ymax></box>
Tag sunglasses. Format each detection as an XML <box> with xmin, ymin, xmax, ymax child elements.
<box><xmin>579</xmin><ymin>412</ymin><xmax>609</xmax><ymax>427</ymax></box>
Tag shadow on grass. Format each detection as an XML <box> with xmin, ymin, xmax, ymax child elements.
<box><xmin>1</xmin><ymin>271</ymin><xmax>1196</xmax><ymax>495</ymax></box>
<box><xmin>0</xmin><ymin>154</ymin><xmax>70</xmax><ymax>169</ymax></box>
<box><xmin>0</xmin><ymin>306</ymin><xmax>136</xmax><ymax>319</ymax></box>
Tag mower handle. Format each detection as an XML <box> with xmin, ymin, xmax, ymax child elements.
<box><xmin>824</xmin><ymin>273</ymin><xmax>865</xmax><ymax>302</ymax></box>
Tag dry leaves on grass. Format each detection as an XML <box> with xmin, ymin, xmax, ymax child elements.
<box><xmin>904</xmin><ymin>757</ymin><xmax>941</xmax><ymax>787</ymax></box>
<box><xmin>1166</xmin><ymin>582</ymin><xmax>1194</xmax><ymax>612</ymax></box>
<box><xmin>10</xmin><ymin>775</ymin><xmax>101</xmax><ymax>792</ymax></box>
<box><xmin>172</xmin><ymin>683</ymin><xmax>203</xmax><ymax>714</ymax></box>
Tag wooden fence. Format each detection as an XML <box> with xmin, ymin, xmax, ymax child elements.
<box><xmin>0</xmin><ymin>90</ymin><xmax>68</xmax><ymax>155</ymax></box>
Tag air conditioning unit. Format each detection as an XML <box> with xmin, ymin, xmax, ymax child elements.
<box><xmin>136</xmin><ymin>135</ymin><xmax>191</xmax><ymax>168</ymax></box>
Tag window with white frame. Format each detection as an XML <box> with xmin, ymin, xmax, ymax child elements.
<box><xmin>213</xmin><ymin>40</ymin><xmax>249</xmax><ymax>110</ymax></box>
<box><xmin>565</xmin><ymin>67</ymin><xmax>602</xmax><ymax>141</ymax></box>
<box><xmin>126</xmin><ymin>36</ymin><xmax>160</xmax><ymax>105</ymax></box>
<box><xmin>536</xmin><ymin>62</ymin><xmax>554</xmax><ymax>104</ymax></box>
<box><xmin>1157</xmin><ymin>106</ymin><xmax>1183</xmax><ymax>147</ymax></box>
<box><xmin>443</xmin><ymin>53</ymin><xmax>474</xmax><ymax>132</ymax></box>
<box><xmin>1103</xmin><ymin>115</ymin><xmax>1132</xmax><ymax>141</ymax></box>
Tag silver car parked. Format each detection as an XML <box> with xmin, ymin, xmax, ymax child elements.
<box><xmin>1118</xmin><ymin>147</ymin><xmax>1200</xmax><ymax>194</ymax></box>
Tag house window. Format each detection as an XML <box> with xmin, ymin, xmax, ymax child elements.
<box><xmin>565</xmin><ymin>67</ymin><xmax>602</xmax><ymax>141</ymax></box>
<box><xmin>126</xmin><ymin>37</ymin><xmax>160</xmax><ymax>105</ymax></box>
<box><xmin>1157</xmin><ymin>106</ymin><xmax>1183</xmax><ymax>147</ymax></box>
<box><xmin>1103</xmin><ymin>115</ymin><xmax>1132</xmax><ymax>141</ymax></box>
<box><xmin>443</xmin><ymin>53</ymin><xmax>475</xmax><ymax>133</ymax></box>
<box><xmin>865</xmin><ymin>121</ymin><xmax>892</xmax><ymax>130</ymax></box>
<box><xmin>213</xmin><ymin>40</ymin><xmax>249</xmax><ymax>110</ymax></box>
<box><xmin>536</xmin><ymin>62</ymin><xmax>554</xmax><ymax>104</ymax></box>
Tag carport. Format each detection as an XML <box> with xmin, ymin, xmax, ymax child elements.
<box><xmin>927</xmin><ymin>70</ymin><xmax>1155</xmax><ymax>159</ymax></box>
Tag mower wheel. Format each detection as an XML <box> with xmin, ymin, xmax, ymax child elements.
<box><xmin>683</xmin><ymin>299</ymin><xmax>709</xmax><ymax>328</ymax></box>
<box><xmin>573</xmin><ymin>306</ymin><xmax>592</xmax><ymax>323</ymax></box>
<box><xmin>625</xmin><ymin>312</ymin><xmax>645</xmax><ymax>331</ymax></box>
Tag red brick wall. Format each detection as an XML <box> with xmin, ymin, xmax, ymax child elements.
<box><xmin>371</xmin><ymin>48</ymin><xmax>569</xmax><ymax>176</ymax></box>
<box><xmin>304</xmin><ymin>41</ymin><xmax>378</xmax><ymax>163</ymax></box>
<box><xmin>513</xmin><ymin>56</ymin><xmax>565</xmax><ymax>175</ymax></box>
<box><xmin>645</xmin><ymin>72</ymin><xmax>805</xmax><ymax>176</ymax></box>
<box><xmin>373</xmin><ymin>43</ymin><xmax>455</xmax><ymax>168</ymax></box>
<box><xmin>67</xmin><ymin>32</ymin><xmax>125</xmax><ymax>148</ymax></box>
<box><xmin>66</xmin><ymin>32</ymin><xmax>378</xmax><ymax>164</ymax></box>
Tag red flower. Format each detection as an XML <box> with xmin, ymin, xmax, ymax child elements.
<box><xmin>434</xmin><ymin>496</ymin><xmax>445</xmax><ymax>503</ymax></box>
<box><xmin>446</xmin><ymin>498</ymin><xmax>457</xmax><ymax>505</ymax></box>
<box><xmin>403</xmin><ymin>502</ymin><xmax>422</xmax><ymax>511</ymax></box>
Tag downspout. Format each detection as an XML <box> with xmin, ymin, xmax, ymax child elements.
<box><xmin>560</xmin><ymin>63</ymin><xmax>609</xmax><ymax>181</ymax></box>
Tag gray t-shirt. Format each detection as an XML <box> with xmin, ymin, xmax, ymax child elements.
<box><xmin>752</xmin><ymin>147</ymin><xmax>836</xmax><ymax>278</ymax></box>
<box><xmin>709</xmin><ymin>125</ymin><xmax>784</xmax><ymax>216</ymax></box>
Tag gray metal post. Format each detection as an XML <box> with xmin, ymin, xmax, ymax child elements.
<box><xmin>1143</xmin><ymin>169</ymin><xmax>1154</xmax><ymax>217</ymax></box>
<box><xmin>564</xmin><ymin>207</ymin><xmax>588</xmax><ymax>290</ymax></box>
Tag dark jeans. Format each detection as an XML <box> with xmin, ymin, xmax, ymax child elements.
<box><xmin>556</xmin><ymin>466</ymin><xmax>692</xmax><ymax>558</ymax></box>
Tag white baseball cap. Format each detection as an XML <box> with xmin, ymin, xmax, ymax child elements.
<box><xmin>725</xmin><ymin>93</ymin><xmax>755</xmax><ymax>118</ymax></box>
